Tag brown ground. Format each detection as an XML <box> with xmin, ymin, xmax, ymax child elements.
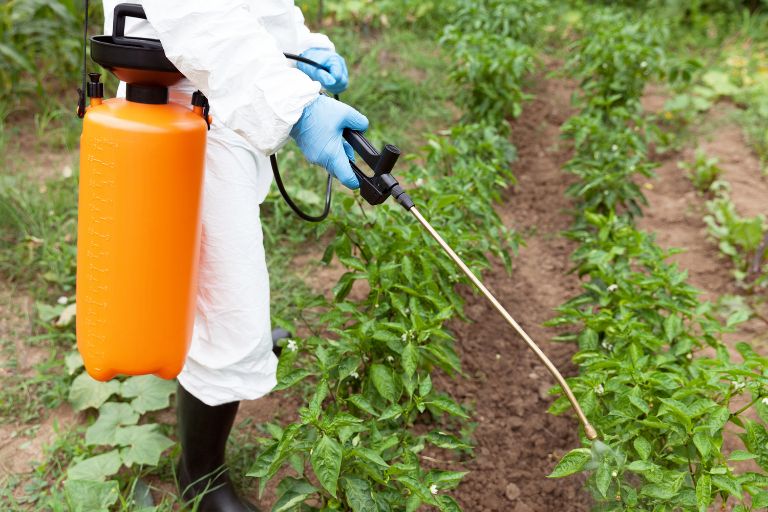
<box><xmin>3</xmin><ymin>73</ymin><xmax>767</xmax><ymax>511</ymax></box>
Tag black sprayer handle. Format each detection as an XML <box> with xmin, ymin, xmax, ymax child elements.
<box><xmin>112</xmin><ymin>3</ymin><xmax>163</xmax><ymax>50</ymax></box>
<box><xmin>342</xmin><ymin>129</ymin><xmax>409</xmax><ymax>208</ymax></box>
<box><xmin>342</xmin><ymin>129</ymin><xmax>401</xmax><ymax>176</ymax></box>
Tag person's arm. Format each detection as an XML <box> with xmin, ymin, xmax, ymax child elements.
<box><xmin>142</xmin><ymin>0</ymin><xmax>320</xmax><ymax>156</ymax></box>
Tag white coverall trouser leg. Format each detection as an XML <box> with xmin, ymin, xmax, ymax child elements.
<box><xmin>116</xmin><ymin>81</ymin><xmax>279</xmax><ymax>407</ymax></box>
<box><xmin>177</xmin><ymin>109</ymin><xmax>279</xmax><ymax>407</ymax></box>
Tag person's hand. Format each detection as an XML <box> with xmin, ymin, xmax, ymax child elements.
<box><xmin>297</xmin><ymin>48</ymin><xmax>349</xmax><ymax>94</ymax></box>
<box><xmin>290</xmin><ymin>95</ymin><xmax>369</xmax><ymax>190</ymax></box>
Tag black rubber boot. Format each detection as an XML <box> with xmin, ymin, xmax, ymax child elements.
<box><xmin>176</xmin><ymin>384</ymin><xmax>259</xmax><ymax>512</ymax></box>
<box><xmin>271</xmin><ymin>327</ymin><xmax>292</xmax><ymax>358</ymax></box>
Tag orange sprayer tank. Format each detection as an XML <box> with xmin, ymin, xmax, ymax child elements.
<box><xmin>76</xmin><ymin>4</ymin><xmax>208</xmax><ymax>381</ymax></box>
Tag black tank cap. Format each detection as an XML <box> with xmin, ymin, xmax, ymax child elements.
<box><xmin>87</xmin><ymin>73</ymin><xmax>104</xmax><ymax>98</ymax></box>
<box><xmin>191</xmin><ymin>90</ymin><xmax>208</xmax><ymax>107</ymax></box>
<box><xmin>126</xmin><ymin>84</ymin><xmax>169</xmax><ymax>104</ymax></box>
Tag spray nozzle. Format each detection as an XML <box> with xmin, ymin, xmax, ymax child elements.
<box><xmin>342</xmin><ymin>129</ymin><xmax>414</xmax><ymax>210</ymax></box>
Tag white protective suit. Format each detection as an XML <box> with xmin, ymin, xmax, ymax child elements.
<box><xmin>102</xmin><ymin>0</ymin><xmax>333</xmax><ymax>405</ymax></box>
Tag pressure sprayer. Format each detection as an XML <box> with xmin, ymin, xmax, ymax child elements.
<box><xmin>75</xmin><ymin>3</ymin><xmax>596</xmax><ymax>441</ymax></box>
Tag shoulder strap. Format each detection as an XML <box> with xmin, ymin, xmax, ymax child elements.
<box><xmin>77</xmin><ymin>0</ymin><xmax>90</xmax><ymax>119</ymax></box>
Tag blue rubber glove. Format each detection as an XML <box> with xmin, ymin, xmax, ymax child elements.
<box><xmin>298</xmin><ymin>48</ymin><xmax>349</xmax><ymax>94</ymax></box>
<box><xmin>290</xmin><ymin>95</ymin><xmax>369</xmax><ymax>190</ymax></box>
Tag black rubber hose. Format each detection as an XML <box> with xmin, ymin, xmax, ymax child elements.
<box><xmin>272</xmin><ymin>52</ymin><xmax>339</xmax><ymax>223</ymax></box>
<box><xmin>270</xmin><ymin>153</ymin><xmax>332</xmax><ymax>222</ymax></box>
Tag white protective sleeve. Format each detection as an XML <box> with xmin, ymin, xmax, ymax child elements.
<box><xmin>136</xmin><ymin>0</ymin><xmax>325</xmax><ymax>155</ymax></box>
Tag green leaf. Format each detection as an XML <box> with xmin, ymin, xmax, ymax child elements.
<box><xmin>664</xmin><ymin>314</ymin><xmax>683</xmax><ymax>342</ymax></box>
<box><xmin>276</xmin><ymin>343</ymin><xmax>299</xmax><ymax>381</ymax></box>
<box><xmin>401</xmin><ymin>343</ymin><xmax>419</xmax><ymax>377</ymax></box>
<box><xmin>289</xmin><ymin>453</ymin><xmax>304</xmax><ymax>477</ymax></box>
<box><xmin>120</xmin><ymin>375</ymin><xmax>176</xmax><ymax>414</ymax></box>
<box><xmin>693</xmin><ymin>432</ymin><xmax>711</xmax><ymax>459</ymax></box>
<box><xmin>419</xmin><ymin>375</ymin><xmax>433</xmax><ymax>397</ymax></box>
<box><xmin>347</xmin><ymin>394</ymin><xmax>377</xmax><ymax>416</ymax></box>
<box><xmin>64</xmin><ymin>480</ymin><xmax>119</xmax><ymax>512</ymax></box>
<box><xmin>311</xmin><ymin>435</ymin><xmax>342</xmax><ymax>498</ymax></box>
<box><xmin>270</xmin><ymin>482</ymin><xmax>321</xmax><ymax>512</ymax></box>
<box><xmin>67</xmin><ymin>450</ymin><xmax>122</xmax><ymax>481</ymax></box>
<box><xmin>309</xmin><ymin>380</ymin><xmax>328</xmax><ymax>419</ymax></box>
<box><xmin>85</xmin><ymin>402</ymin><xmax>140</xmax><ymax>446</ymax></box>
<box><xmin>596</xmin><ymin>462</ymin><xmax>611</xmax><ymax>497</ymax></box>
<box><xmin>548</xmin><ymin>450</ymin><xmax>590</xmax><ymax>478</ymax></box>
<box><xmin>338</xmin><ymin>356</ymin><xmax>360</xmax><ymax>380</ymax></box>
<box><xmin>350</xmin><ymin>447</ymin><xmax>389</xmax><ymax>468</ymax></box>
<box><xmin>116</xmin><ymin>425</ymin><xmax>175</xmax><ymax>467</ymax></box>
<box><xmin>712</xmin><ymin>475</ymin><xmax>741</xmax><ymax>497</ymax></box>
<box><xmin>640</xmin><ymin>484</ymin><xmax>676</xmax><ymax>500</ymax></box>
<box><xmin>68</xmin><ymin>373</ymin><xmax>120</xmax><ymax>412</ymax></box>
<box><xmin>726</xmin><ymin>310</ymin><xmax>750</xmax><ymax>327</ymax></box>
<box><xmin>425</xmin><ymin>470</ymin><xmax>468</xmax><ymax>491</ymax></box>
<box><xmin>406</xmin><ymin>494</ymin><xmax>421</xmax><ymax>512</ymax></box>
<box><xmin>429</xmin><ymin>397</ymin><xmax>468</xmax><ymax>418</ymax></box>
<box><xmin>696</xmin><ymin>474</ymin><xmax>711</xmax><ymax>512</ymax></box>
<box><xmin>274</xmin><ymin>369</ymin><xmax>313</xmax><ymax>391</ymax></box>
<box><xmin>728</xmin><ymin>450</ymin><xmax>757</xmax><ymax>461</ymax></box>
<box><xmin>341</xmin><ymin>474</ymin><xmax>377</xmax><ymax>512</ymax></box>
<box><xmin>634</xmin><ymin>437</ymin><xmax>651</xmax><ymax>460</ymax></box>
<box><xmin>752</xmin><ymin>490</ymin><xmax>768</xmax><ymax>509</ymax></box>
<box><xmin>424</xmin><ymin>431</ymin><xmax>470</xmax><ymax>450</ymax></box>
<box><xmin>437</xmin><ymin>495</ymin><xmax>462</xmax><ymax>512</ymax></box>
<box><xmin>379</xmin><ymin>404</ymin><xmax>404</xmax><ymax>421</ymax></box>
<box><xmin>397</xmin><ymin>475</ymin><xmax>438</xmax><ymax>506</ymax></box>
<box><xmin>66</xmin><ymin>351</ymin><xmax>85</xmax><ymax>375</ymax></box>
<box><xmin>370</xmin><ymin>364</ymin><xmax>399</xmax><ymax>403</ymax></box>
<box><xmin>659</xmin><ymin>398</ymin><xmax>692</xmax><ymax>432</ymax></box>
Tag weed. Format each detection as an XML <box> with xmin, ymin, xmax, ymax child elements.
<box><xmin>679</xmin><ymin>147</ymin><xmax>724</xmax><ymax>196</ymax></box>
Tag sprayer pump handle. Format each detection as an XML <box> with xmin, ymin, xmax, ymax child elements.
<box><xmin>112</xmin><ymin>3</ymin><xmax>163</xmax><ymax>50</ymax></box>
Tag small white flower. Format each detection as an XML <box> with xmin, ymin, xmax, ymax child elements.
<box><xmin>607</xmin><ymin>284</ymin><xmax>619</xmax><ymax>292</ymax></box>
<box><xmin>611</xmin><ymin>145</ymin><xmax>618</xmax><ymax>151</ymax></box>
<box><xmin>402</xmin><ymin>333</ymin><xmax>408</xmax><ymax>342</ymax></box>
<box><xmin>734</xmin><ymin>382</ymin><xmax>745</xmax><ymax>390</ymax></box>
<box><xmin>57</xmin><ymin>296</ymin><xmax>68</xmax><ymax>305</ymax></box>
<box><xmin>363</xmin><ymin>356</ymin><xmax>369</xmax><ymax>362</ymax></box>
<box><xmin>595</xmin><ymin>384</ymin><xmax>605</xmax><ymax>394</ymax></box>
<box><xmin>430</xmin><ymin>485</ymin><xmax>438</xmax><ymax>495</ymax></box>
<box><xmin>415</xmin><ymin>178</ymin><xmax>425</xmax><ymax>187</ymax></box>
<box><xmin>61</xmin><ymin>165</ymin><xmax>73</xmax><ymax>178</ymax></box>
<box><xmin>686</xmin><ymin>353</ymin><xmax>692</xmax><ymax>360</ymax></box>
<box><xmin>640</xmin><ymin>61</ymin><xmax>647</xmax><ymax>68</ymax></box>
<box><xmin>287</xmin><ymin>339</ymin><xmax>297</xmax><ymax>352</ymax></box>
<box><xmin>630</xmin><ymin>165</ymin><xmax>636</xmax><ymax>171</ymax></box>
<box><xmin>495</xmin><ymin>354</ymin><xmax>501</xmax><ymax>360</ymax></box>
<box><xmin>48</xmin><ymin>209</ymin><xmax>54</xmax><ymax>216</ymax></box>
<box><xmin>762</xmin><ymin>398</ymin><xmax>768</xmax><ymax>406</ymax></box>
<box><xmin>405</xmin><ymin>308</ymin><xmax>410</xmax><ymax>314</ymax></box>
<box><xmin>387</xmin><ymin>356</ymin><xmax>395</xmax><ymax>363</ymax></box>
<box><xmin>612</xmin><ymin>471</ymin><xmax>618</xmax><ymax>477</ymax></box>
<box><xmin>350</xmin><ymin>372</ymin><xmax>359</xmax><ymax>379</ymax></box>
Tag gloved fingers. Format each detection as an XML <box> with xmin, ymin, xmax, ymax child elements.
<box><xmin>331</xmin><ymin>147</ymin><xmax>360</xmax><ymax>190</ymax></box>
<box><xmin>316</xmin><ymin>69</ymin><xmax>338</xmax><ymax>89</ymax></box>
<box><xmin>327</xmin><ymin>57</ymin><xmax>345</xmax><ymax>83</ymax></box>
<box><xmin>343</xmin><ymin>140</ymin><xmax>355</xmax><ymax>162</ymax></box>
<box><xmin>340</xmin><ymin>105</ymin><xmax>369</xmax><ymax>133</ymax></box>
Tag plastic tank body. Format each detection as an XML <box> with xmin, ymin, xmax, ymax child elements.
<box><xmin>77</xmin><ymin>98</ymin><xmax>206</xmax><ymax>381</ymax></box>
